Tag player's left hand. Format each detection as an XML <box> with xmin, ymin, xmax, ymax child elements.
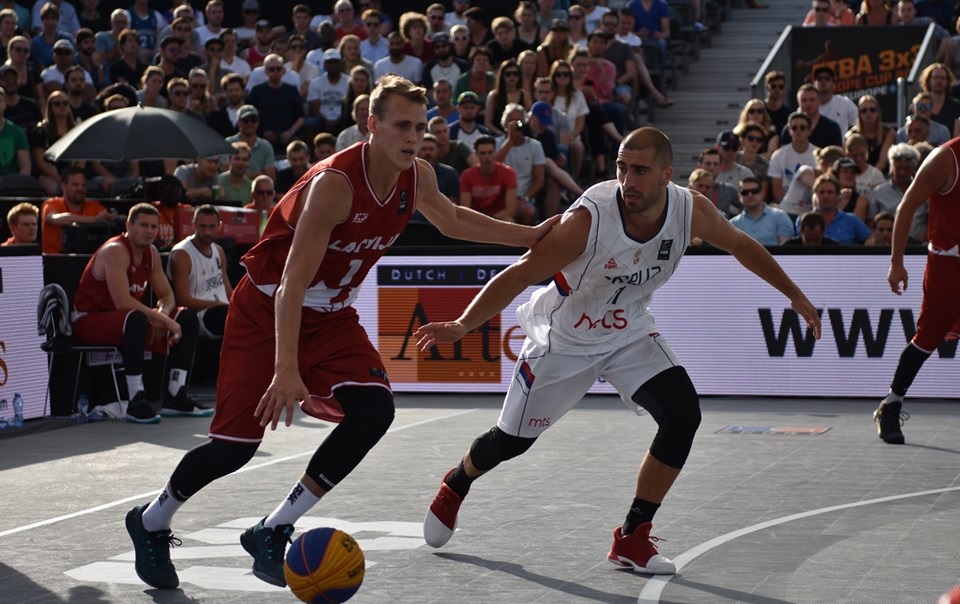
<box><xmin>414</xmin><ymin>321</ymin><xmax>469</xmax><ymax>351</ymax></box>
<box><xmin>792</xmin><ymin>295</ymin><xmax>821</xmax><ymax>340</ymax></box>
<box><xmin>256</xmin><ymin>366</ymin><xmax>311</xmax><ymax>430</ymax></box>
<box><xmin>525</xmin><ymin>214</ymin><xmax>561</xmax><ymax>247</ymax></box>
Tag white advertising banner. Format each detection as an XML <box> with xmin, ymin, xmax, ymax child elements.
<box><xmin>0</xmin><ymin>256</ymin><xmax>50</xmax><ymax>420</ymax></box>
<box><xmin>355</xmin><ymin>253</ymin><xmax>957</xmax><ymax>399</ymax></box>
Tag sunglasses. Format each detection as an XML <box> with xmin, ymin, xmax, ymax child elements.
<box><xmin>240</xmin><ymin>116</ymin><xmax>259</xmax><ymax>122</ymax></box>
<box><xmin>740</xmin><ymin>188</ymin><xmax>761</xmax><ymax>195</ymax></box>
<box><xmin>916</xmin><ymin>102</ymin><xmax>932</xmax><ymax>111</ymax></box>
<box><xmin>170</xmin><ymin>89</ymin><xmax>189</xmax><ymax>96</ymax></box>
<box><xmin>504</xmin><ymin>71</ymin><xmax>519</xmax><ymax>77</ymax></box>
<box><xmin>54</xmin><ymin>49</ymin><xmax>73</xmax><ymax>55</ymax></box>
<box><xmin>814</xmin><ymin>6</ymin><xmax>830</xmax><ymax>11</ymax></box>
<box><xmin>254</xmin><ymin>189</ymin><xmax>274</xmax><ymax>195</ymax></box>
<box><xmin>748</xmin><ymin>107</ymin><xmax>764</xmax><ymax>113</ymax></box>
<box><xmin>166</xmin><ymin>47</ymin><xmax>181</xmax><ymax>54</ymax></box>
<box><xmin>789</xmin><ymin>124</ymin><xmax>808</xmax><ymax>131</ymax></box>
<box><xmin>744</xmin><ymin>134</ymin><xmax>764</xmax><ymax>143</ymax></box>
<box><xmin>554</xmin><ymin>72</ymin><xmax>571</xmax><ymax>77</ymax></box>
<box><xmin>266</xmin><ymin>66</ymin><xmax>282</xmax><ymax>72</ymax></box>
<box><xmin>569</xmin><ymin>15</ymin><xmax>582</xmax><ymax>20</ymax></box>
<box><xmin>51</xmin><ymin>100</ymin><xmax>69</xmax><ymax>107</ymax></box>
<box><xmin>860</xmin><ymin>106</ymin><xmax>878</xmax><ymax>113</ymax></box>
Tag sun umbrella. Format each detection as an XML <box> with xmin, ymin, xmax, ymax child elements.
<box><xmin>45</xmin><ymin>105</ymin><xmax>235</xmax><ymax>162</ymax></box>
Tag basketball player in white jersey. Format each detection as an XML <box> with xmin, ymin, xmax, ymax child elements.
<box><xmin>167</xmin><ymin>205</ymin><xmax>233</xmax><ymax>341</ymax></box>
<box><xmin>417</xmin><ymin>126</ymin><xmax>822</xmax><ymax>574</ymax></box>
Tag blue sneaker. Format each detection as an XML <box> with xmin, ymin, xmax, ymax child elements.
<box><xmin>125</xmin><ymin>504</ymin><xmax>181</xmax><ymax>589</ymax></box>
<box><xmin>240</xmin><ymin>518</ymin><xmax>294</xmax><ymax>586</ymax></box>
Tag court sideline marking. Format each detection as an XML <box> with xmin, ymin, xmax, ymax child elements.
<box><xmin>0</xmin><ymin>409</ymin><xmax>478</xmax><ymax>539</ymax></box>
<box><xmin>637</xmin><ymin>484</ymin><xmax>960</xmax><ymax>604</ymax></box>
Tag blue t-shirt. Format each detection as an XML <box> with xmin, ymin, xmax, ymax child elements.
<box><xmin>627</xmin><ymin>0</ymin><xmax>670</xmax><ymax>33</ymax></box>
<box><xmin>730</xmin><ymin>206</ymin><xmax>795</xmax><ymax>246</ymax></box>
<box><xmin>795</xmin><ymin>210</ymin><xmax>871</xmax><ymax>244</ymax></box>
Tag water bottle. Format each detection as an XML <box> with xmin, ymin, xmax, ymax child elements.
<box><xmin>0</xmin><ymin>398</ymin><xmax>8</xmax><ymax>429</ymax></box>
<box><xmin>12</xmin><ymin>393</ymin><xmax>23</xmax><ymax>427</ymax></box>
<box><xmin>77</xmin><ymin>393</ymin><xmax>89</xmax><ymax>425</ymax></box>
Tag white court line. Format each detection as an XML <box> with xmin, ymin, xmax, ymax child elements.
<box><xmin>637</xmin><ymin>485</ymin><xmax>960</xmax><ymax>604</ymax></box>
<box><xmin>0</xmin><ymin>409</ymin><xmax>477</xmax><ymax>540</ymax></box>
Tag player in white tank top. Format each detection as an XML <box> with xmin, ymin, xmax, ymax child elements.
<box><xmin>417</xmin><ymin>127</ymin><xmax>822</xmax><ymax>575</ymax></box>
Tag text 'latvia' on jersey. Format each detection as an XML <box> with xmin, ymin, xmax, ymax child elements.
<box><xmin>517</xmin><ymin>181</ymin><xmax>694</xmax><ymax>356</ymax></box>
<box><xmin>240</xmin><ymin>142</ymin><xmax>418</xmax><ymax>312</ymax></box>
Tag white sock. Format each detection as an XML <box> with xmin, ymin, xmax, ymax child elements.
<box><xmin>141</xmin><ymin>485</ymin><xmax>184</xmax><ymax>532</ymax></box>
<box><xmin>125</xmin><ymin>375</ymin><xmax>144</xmax><ymax>400</ymax></box>
<box><xmin>885</xmin><ymin>390</ymin><xmax>904</xmax><ymax>404</ymax></box>
<box><xmin>168</xmin><ymin>368</ymin><xmax>189</xmax><ymax>396</ymax></box>
<box><xmin>264</xmin><ymin>481</ymin><xmax>321</xmax><ymax>528</ymax></box>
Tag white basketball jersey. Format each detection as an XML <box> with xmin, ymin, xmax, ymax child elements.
<box><xmin>167</xmin><ymin>238</ymin><xmax>228</xmax><ymax>304</ymax></box>
<box><xmin>517</xmin><ymin>180</ymin><xmax>693</xmax><ymax>355</ymax></box>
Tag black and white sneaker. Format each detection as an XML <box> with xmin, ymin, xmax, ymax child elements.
<box><xmin>161</xmin><ymin>387</ymin><xmax>214</xmax><ymax>417</ymax></box>
<box><xmin>874</xmin><ymin>399</ymin><xmax>908</xmax><ymax>445</ymax></box>
<box><xmin>125</xmin><ymin>391</ymin><xmax>161</xmax><ymax>424</ymax></box>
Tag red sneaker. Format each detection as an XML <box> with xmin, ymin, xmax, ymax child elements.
<box><xmin>607</xmin><ymin>523</ymin><xmax>676</xmax><ymax>574</ymax></box>
<box><xmin>423</xmin><ymin>469</ymin><xmax>462</xmax><ymax>548</ymax></box>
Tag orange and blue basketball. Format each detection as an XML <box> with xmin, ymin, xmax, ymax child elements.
<box><xmin>284</xmin><ymin>527</ymin><xmax>365</xmax><ymax>603</ymax></box>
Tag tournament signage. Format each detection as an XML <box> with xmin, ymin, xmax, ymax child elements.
<box><xmin>354</xmin><ymin>254</ymin><xmax>957</xmax><ymax>399</ymax></box>
<box><xmin>790</xmin><ymin>25</ymin><xmax>926</xmax><ymax>117</ymax></box>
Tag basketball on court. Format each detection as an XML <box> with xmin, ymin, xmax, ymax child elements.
<box><xmin>284</xmin><ymin>527</ymin><xmax>365</xmax><ymax>603</ymax></box>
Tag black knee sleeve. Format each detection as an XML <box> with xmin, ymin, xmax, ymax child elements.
<box><xmin>121</xmin><ymin>311</ymin><xmax>148</xmax><ymax>375</ymax></box>
<box><xmin>168</xmin><ymin>438</ymin><xmax>259</xmax><ymax>500</ymax></box>
<box><xmin>468</xmin><ymin>426</ymin><xmax>537</xmax><ymax>473</ymax></box>
<box><xmin>632</xmin><ymin>366</ymin><xmax>701</xmax><ymax>469</ymax></box>
<box><xmin>305</xmin><ymin>386</ymin><xmax>395</xmax><ymax>491</ymax></box>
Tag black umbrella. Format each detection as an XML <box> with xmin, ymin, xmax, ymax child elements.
<box><xmin>45</xmin><ymin>105</ymin><xmax>235</xmax><ymax>162</ymax></box>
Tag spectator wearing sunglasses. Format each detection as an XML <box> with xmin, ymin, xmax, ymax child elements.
<box><xmin>730</xmin><ymin>176</ymin><xmax>795</xmax><ymax>245</ymax></box>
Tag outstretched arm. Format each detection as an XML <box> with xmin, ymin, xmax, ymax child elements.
<box><xmin>692</xmin><ymin>192</ymin><xmax>822</xmax><ymax>340</ymax></box>
<box><xmin>415</xmin><ymin>208</ymin><xmax>589</xmax><ymax>350</ymax></box>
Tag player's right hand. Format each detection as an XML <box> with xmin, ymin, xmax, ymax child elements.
<box><xmin>414</xmin><ymin>321</ymin><xmax>469</xmax><ymax>351</ymax></box>
<box><xmin>256</xmin><ymin>367</ymin><xmax>310</xmax><ymax>430</ymax></box>
<box><xmin>888</xmin><ymin>263</ymin><xmax>908</xmax><ymax>295</ymax></box>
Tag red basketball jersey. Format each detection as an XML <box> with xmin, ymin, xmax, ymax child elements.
<box><xmin>241</xmin><ymin>142</ymin><xmax>418</xmax><ymax>312</ymax></box>
<box><xmin>929</xmin><ymin>137</ymin><xmax>960</xmax><ymax>255</ymax></box>
<box><xmin>73</xmin><ymin>235</ymin><xmax>153</xmax><ymax>312</ymax></box>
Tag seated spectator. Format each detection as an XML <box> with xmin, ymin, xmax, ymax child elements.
<box><xmin>165</xmin><ymin>77</ymin><xmax>204</xmax><ymax>121</ymax></box>
<box><xmin>868</xmin><ymin>142</ymin><xmax>920</xmax><ymax>218</ymax></box>
<box><xmin>359</xmin><ymin>9</ymin><xmax>389</xmax><ymax>64</ymax></box>
<box><xmin>783</xmin><ymin>210</ymin><xmax>841</xmax><ymax>245</ymax></box>
<box><xmin>486</xmin><ymin>15</ymin><xmax>528</xmax><ymax>66</ymax></box>
<box><xmin>336</xmin><ymin>94</ymin><xmax>371</xmax><ymax>151</ymax></box>
<box><xmin>845</xmin><ymin>133</ymin><xmax>887</xmax><ymax>195</ymax></box>
<box><xmin>526</xmin><ymin>100</ymin><xmax>582</xmax><ymax>217</ymax></box>
<box><xmin>400</xmin><ymin>11</ymin><xmax>434</xmax><ymax>63</ymax></box>
<box><xmin>427</xmin><ymin>2</ymin><xmax>451</xmax><ymax>38</ymax></box>
<box><xmin>735</xmin><ymin>99</ymin><xmax>779</xmax><ymax>158</ymax></box>
<box><xmin>71</xmin><ymin>203</ymin><xmax>208</xmax><ymax>423</ymax></box>
<box><xmin>242</xmin><ymin>18</ymin><xmax>274</xmax><ymax>69</ymax></box>
<box><xmin>452</xmin><ymin>46</ymin><xmax>495</xmax><ymax>108</ymax></box>
<box><xmin>151</xmin><ymin>175</ymin><xmax>192</xmax><ymax>251</ymax></box>
<box><xmin>427</xmin><ymin>79</ymin><xmax>460</xmax><ymax>124</ymax></box>
<box><xmin>225</xmin><ymin>105</ymin><xmax>277</xmax><ymax>180</ymax></box>
<box><xmin>41</xmin><ymin>40</ymin><xmax>92</xmax><ymax>100</ymax></box>
<box><xmin>768</xmin><ymin>111</ymin><xmax>819</xmax><ymax>203</ymax></box>
<box><xmin>333</xmin><ymin>0</ymin><xmax>366</xmax><ymax>42</ymax></box>
<box><xmin>275</xmin><ymin>140</ymin><xmax>310</xmax><ymax>196</ymax></box>
<box><xmin>155</xmin><ymin>35</ymin><xmax>189</xmax><ymax>81</ymax></box>
<box><xmin>220</xmin><ymin>28</ymin><xmax>251</xmax><ymax>81</ymax></box>
<box><xmin>31</xmin><ymin>3</ymin><xmax>73</xmax><ymax>71</ymax></box>
<box><xmin>856</xmin><ymin>0</ymin><xmax>898</xmax><ymax>24</ymax></box>
<box><xmin>0</xmin><ymin>88</ymin><xmax>30</xmax><ymax>176</ymax></box>
<box><xmin>63</xmin><ymin>65</ymin><xmax>97</xmax><ymax>122</ymax></box>
<box><xmin>110</xmin><ymin>27</ymin><xmax>148</xmax><ymax>87</ymax></box>
<box><xmin>246</xmin><ymin>53</ymin><xmax>305</xmax><ymax>153</ymax></box>
<box><xmin>715</xmin><ymin>131</ymin><xmax>755</xmax><ymax>187</ymax></box>
<box><xmin>780</xmin><ymin>83</ymin><xmax>843</xmax><ymax>149</ymax></box>
<box><xmin>206</xmin><ymin>73</ymin><xmax>246</xmax><ymax>138</ymax></box>
<box><xmin>3</xmin><ymin>202</ymin><xmax>38</xmax><ymax>245</ymax></box>
<box><xmin>313</xmin><ymin>132</ymin><xmax>337</xmax><ymax>162</ymax></box>
<box><xmin>0</xmin><ymin>65</ymin><xmax>41</xmax><ymax>137</ymax></box>
<box><xmin>537</xmin><ymin>18</ymin><xmax>573</xmax><ymax>77</ymax></box>
<box><xmin>897</xmin><ymin>0</ymin><xmax>952</xmax><ymax>65</ymax></box>
<box><xmin>779</xmin><ymin>164</ymin><xmax>816</xmax><ymax>219</ymax></box>
<box><xmin>6</xmin><ymin>36</ymin><xmax>42</xmax><ymax>103</ymax></box>
<box><xmin>340</xmin><ymin>34</ymin><xmax>375</xmax><ymax>79</ymax></box>
<box><xmin>175</xmin><ymin>156</ymin><xmax>221</xmax><ymax>201</ymax></box>
<box><xmin>167</xmin><ymin>204</ymin><xmax>233</xmax><ymax>340</ymax></box>
<box><xmin>41</xmin><ymin>167</ymin><xmax>115</xmax><ymax>254</ymax></box>
<box><xmin>532</xmin><ymin>76</ymin><xmax>582</xmax><ymax>180</ymax></box>
<box><xmin>450</xmin><ymin>90</ymin><xmax>491</xmax><ymax>149</ymax></box>
<box><xmin>896</xmin><ymin>91</ymin><xmax>951</xmax><ymax>146</ymax></box>
<box><xmin>515</xmin><ymin>2</ymin><xmax>545</xmax><ymax>49</ymax></box>
<box><xmin>803</xmin><ymin>0</ymin><xmax>855</xmax><ymax>24</ymax></box>
<box><xmin>374</xmin><ymin>31</ymin><xmax>424</xmax><ymax>85</ymax></box>
<box><xmin>729</xmin><ymin>176</ymin><xmax>795</xmax><ymax>245</ymax></box>
<box><xmin>422</xmin><ymin>35</ymin><xmax>468</xmax><ymax>98</ymax></box>
<box><xmin>186</xmin><ymin>67</ymin><xmax>213</xmax><ymax>117</ymax></box>
<box><xmin>244</xmin><ymin>174</ymin><xmax>276</xmax><ymax>212</ymax></box>
<box><xmin>417</xmin><ymin>133</ymin><xmax>460</xmax><ymax>204</ymax></box>
<box><xmin>806</xmin><ymin>173</ymin><xmax>870</xmax><ymax>244</ymax></box>
<box><xmin>307</xmin><ymin>48</ymin><xmax>349</xmax><ymax>135</ymax></box>
<box><xmin>32</xmin><ymin>91</ymin><xmax>79</xmax><ymax>195</ymax></box>
<box><xmin>834</xmin><ymin>157</ymin><xmax>869</xmax><ymax>220</ymax></box>
<box><xmin>848</xmin><ymin>94</ymin><xmax>896</xmax><ymax>172</ymax></box>
<box><xmin>342</xmin><ymin>66</ymin><xmax>373</xmax><ymax>125</ymax></box>
<box><xmin>430</xmin><ymin>115</ymin><xmax>477</xmax><ymax>173</ymax></box>
<box><xmin>284</xmin><ymin>34</ymin><xmax>319</xmax><ymax>99</ymax></box>
<box><xmin>733</xmin><ymin>121</ymin><xmax>771</xmax><ymax>191</ymax></box>
<box><xmin>865</xmin><ymin>209</ymin><xmax>895</xmax><ymax>245</ymax></box>
<box><xmin>74</xmin><ymin>27</ymin><xmax>110</xmax><ymax>92</ymax></box>
<box><xmin>485</xmin><ymin>59</ymin><xmax>532</xmax><ymax>137</ymax></box>
<box><xmin>697</xmin><ymin>147</ymin><xmax>741</xmax><ymax>216</ymax></box>
<box><xmin>97</xmin><ymin>9</ymin><xmax>130</xmax><ymax>66</ymax></box>
<box><xmin>460</xmin><ymin>134</ymin><xmax>523</xmax><ymax>222</ymax></box>
<box><xmin>815</xmin><ymin>66</ymin><xmax>859</xmax><ymax>133</ymax></box>
<box><xmin>495</xmin><ymin>103</ymin><xmax>545</xmax><ymax>224</ymax></box>
<box><xmin>135</xmin><ymin>65</ymin><xmax>169</xmax><ymax>109</ymax></box>
<box><xmin>218</xmin><ymin>141</ymin><xmax>253</xmax><ymax>203</ymax></box>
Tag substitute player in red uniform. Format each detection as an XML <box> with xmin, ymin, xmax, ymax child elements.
<box><xmin>124</xmin><ymin>75</ymin><xmax>559</xmax><ymax>590</ymax></box>
<box><xmin>874</xmin><ymin>135</ymin><xmax>960</xmax><ymax>444</ymax></box>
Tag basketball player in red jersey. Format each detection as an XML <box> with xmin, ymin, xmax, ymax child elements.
<box><xmin>874</xmin><ymin>135</ymin><xmax>960</xmax><ymax>445</ymax></box>
<box><xmin>123</xmin><ymin>75</ymin><xmax>560</xmax><ymax>590</ymax></box>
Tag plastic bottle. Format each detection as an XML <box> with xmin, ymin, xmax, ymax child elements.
<box><xmin>77</xmin><ymin>394</ymin><xmax>89</xmax><ymax>425</ymax></box>
<box><xmin>12</xmin><ymin>393</ymin><xmax>23</xmax><ymax>427</ymax></box>
<box><xmin>0</xmin><ymin>398</ymin><xmax>7</xmax><ymax>429</ymax></box>
<box><xmin>211</xmin><ymin>184</ymin><xmax>220</xmax><ymax>201</ymax></box>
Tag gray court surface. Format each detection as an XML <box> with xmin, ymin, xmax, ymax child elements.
<box><xmin>2</xmin><ymin>392</ymin><xmax>959</xmax><ymax>604</ymax></box>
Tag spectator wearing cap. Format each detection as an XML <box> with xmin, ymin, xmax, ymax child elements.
<box><xmin>487</xmin><ymin>15</ymin><xmax>530</xmax><ymax>66</ymax></box>
<box><xmin>464</xmin><ymin>7</ymin><xmax>493</xmax><ymax>48</ymax></box>
<box><xmin>0</xmin><ymin>88</ymin><xmax>30</xmax><ymax>177</ymax></box>
<box><xmin>359</xmin><ymin>9</ymin><xmax>389</xmax><ymax>64</ymax></box>
<box><xmin>307</xmin><ymin>48</ymin><xmax>349</xmax><ymax>135</ymax></box>
<box><xmin>0</xmin><ymin>65</ymin><xmax>41</xmax><ymax>136</ymax></box>
<box><xmin>813</xmin><ymin>65</ymin><xmax>858</xmax><ymax>132</ymax></box>
<box><xmin>198</xmin><ymin>36</ymin><xmax>227</xmax><ymax>99</ymax></box>
<box><xmin>426</xmin><ymin>3</ymin><xmax>451</xmax><ymax>37</ymax></box>
<box><xmin>235</xmin><ymin>0</ymin><xmax>262</xmax><ymax>47</ymax></box>
<box><xmin>243</xmin><ymin>19</ymin><xmax>275</xmax><ymax>69</ymax></box>
<box><xmin>833</xmin><ymin>156</ymin><xmax>868</xmax><ymax>220</ymax></box>
<box><xmin>32</xmin><ymin>0</ymin><xmax>80</xmax><ymax>38</ymax></box>
<box><xmin>427</xmin><ymin>79</ymin><xmax>460</xmax><ymax>124</ymax></box>
<box><xmin>422</xmin><ymin>32</ymin><xmax>469</xmax><ymax>95</ymax></box>
<box><xmin>450</xmin><ymin>90</ymin><xmax>491</xmax><ymax>148</ymax></box>
<box><xmin>537</xmin><ymin>19</ymin><xmax>572</xmax><ymax>76</ymax></box>
<box><xmin>156</xmin><ymin>35</ymin><xmax>188</xmax><ymax>81</ymax></box>
<box><xmin>333</xmin><ymin>0</ymin><xmax>366</xmax><ymax>43</ymax></box>
<box><xmin>730</xmin><ymin>176</ymin><xmax>795</xmax><ymax>245</ymax></box>
<box><xmin>247</xmin><ymin>54</ymin><xmax>306</xmax><ymax>153</ymax></box>
<box><xmin>31</xmin><ymin>3</ymin><xmax>73</xmax><ymax>70</ymax></box>
<box><xmin>195</xmin><ymin>0</ymin><xmax>224</xmax><ymax>47</ymax></box>
<box><xmin>41</xmin><ymin>40</ymin><xmax>93</xmax><ymax>99</ymax></box>
<box><xmin>374</xmin><ymin>31</ymin><xmax>424</xmax><ymax>85</ymax></box>
<box><xmin>537</xmin><ymin>0</ymin><xmax>567</xmax><ymax>30</ymax></box>
<box><xmin>225</xmin><ymin>104</ymin><xmax>277</xmax><ymax>180</ymax></box>
<box><xmin>715</xmin><ymin>131</ymin><xmax>755</xmax><ymax>187</ymax></box>
<box><xmin>527</xmin><ymin>99</ymin><xmax>582</xmax><ymax>217</ymax></box>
